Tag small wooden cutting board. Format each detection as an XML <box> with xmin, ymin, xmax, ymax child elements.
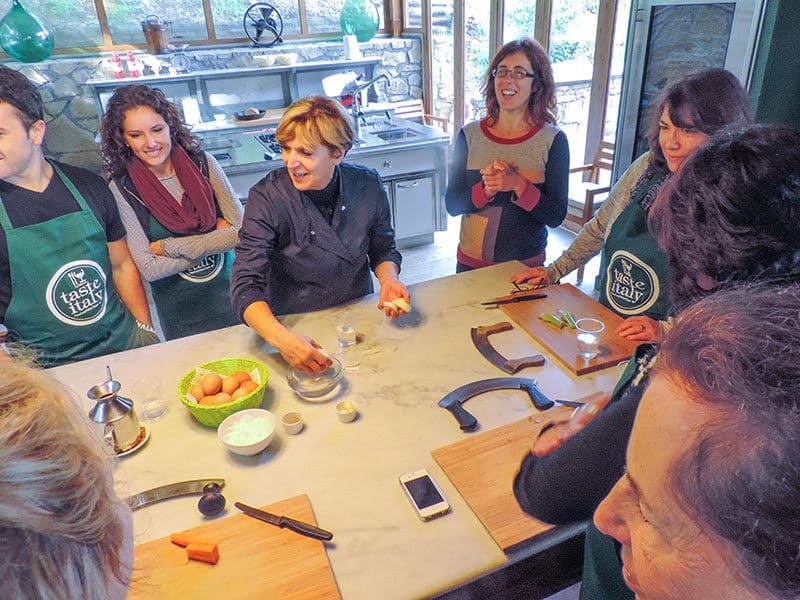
<box><xmin>432</xmin><ymin>413</ymin><xmax>570</xmax><ymax>551</ymax></box>
<box><xmin>130</xmin><ymin>494</ymin><xmax>340</xmax><ymax>600</ymax></box>
<box><xmin>499</xmin><ymin>283</ymin><xmax>638</xmax><ymax>375</ymax></box>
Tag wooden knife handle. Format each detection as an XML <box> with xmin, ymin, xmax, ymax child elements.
<box><xmin>504</xmin><ymin>355</ymin><xmax>545</xmax><ymax>373</ymax></box>
<box><xmin>477</xmin><ymin>321</ymin><xmax>513</xmax><ymax>336</ymax></box>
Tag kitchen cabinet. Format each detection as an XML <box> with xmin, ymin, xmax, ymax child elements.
<box><xmin>384</xmin><ymin>174</ymin><xmax>437</xmax><ymax>246</ymax></box>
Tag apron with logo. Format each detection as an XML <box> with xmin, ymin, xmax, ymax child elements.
<box><xmin>597</xmin><ymin>170</ymin><xmax>671</xmax><ymax>321</ymax></box>
<box><xmin>147</xmin><ymin>218</ymin><xmax>236</xmax><ymax>340</ymax></box>
<box><xmin>0</xmin><ymin>164</ymin><xmax>138</xmax><ymax>366</ymax></box>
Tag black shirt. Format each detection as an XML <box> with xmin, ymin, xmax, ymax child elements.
<box><xmin>303</xmin><ymin>167</ymin><xmax>341</xmax><ymax>225</ymax></box>
<box><xmin>0</xmin><ymin>161</ymin><xmax>126</xmax><ymax>321</ymax></box>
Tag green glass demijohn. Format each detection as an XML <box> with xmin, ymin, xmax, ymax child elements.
<box><xmin>340</xmin><ymin>0</ymin><xmax>379</xmax><ymax>43</ymax></box>
<box><xmin>0</xmin><ymin>0</ymin><xmax>55</xmax><ymax>63</ymax></box>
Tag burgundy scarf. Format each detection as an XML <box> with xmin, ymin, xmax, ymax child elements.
<box><xmin>127</xmin><ymin>145</ymin><xmax>216</xmax><ymax>235</ymax></box>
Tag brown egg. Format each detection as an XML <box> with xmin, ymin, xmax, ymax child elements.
<box><xmin>189</xmin><ymin>383</ymin><xmax>205</xmax><ymax>400</ymax></box>
<box><xmin>197</xmin><ymin>395</ymin><xmax>214</xmax><ymax>405</ymax></box>
<box><xmin>221</xmin><ymin>376</ymin><xmax>240</xmax><ymax>396</ymax></box>
<box><xmin>231</xmin><ymin>387</ymin><xmax>248</xmax><ymax>402</ymax></box>
<box><xmin>214</xmin><ymin>392</ymin><xmax>233</xmax><ymax>405</ymax></box>
<box><xmin>230</xmin><ymin>371</ymin><xmax>252</xmax><ymax>384</ymax></box>
<box><xmin>239</xmin><ymin>381</ymin><xmax>259</xmax><ymax>395</ymax></box>
<box><xmin>201</xmin><ymin>373</ymin><xmax>222</xmax><ymax>396</ymax></box>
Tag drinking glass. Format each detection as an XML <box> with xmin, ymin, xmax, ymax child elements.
<box><xmin>333</xmin><ymin>311</ymin><xmax>357</xmax><ymax>349</ymax></box>
<box><xmin>133</xmin><ymin>377</ymin><xmax>167</xmax><ymax>420</ymax></box>
<box><xmin>575</xmin><ymin>318</ymin><xmax>605</xmax><ymax>362</ymax></box>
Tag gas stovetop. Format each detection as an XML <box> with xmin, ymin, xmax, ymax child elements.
<box><xmin>254</xmin><ymin>129</ymin><xmax>281</xmax><ymax>160</ymax></box>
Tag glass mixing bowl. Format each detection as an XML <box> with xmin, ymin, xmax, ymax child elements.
<box><xmin>286</xmin><ymin>357</ymin><xmax>343</xmax><ymax>399</ymax></box>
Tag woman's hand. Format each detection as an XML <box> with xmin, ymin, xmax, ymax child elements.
<box><xmin>215</xmin><ymin>217</ymin><xmax>232</xmax><ymax>230</ymax></box>
<box><xmin>615</xmin><ymin>316</ymin><xmax>663</xmax><ymax>342</ymax></box>
<box><xmin>511</xmin><ymin>267</ymin><xmax>550</xmax><ymax>286</ymax></box>
<box><xmin>275</xmin><ymin>329</ymin><xmax>332</xmax><ymax>373</ymax></box>
<box><xmin>532</xmin><ymin>391</ymin><xmax>611</xmax><ymax>456</ymax></box>
<box><xmin>378</xmin><ymin>278</ymin><xmax>411</xmax><ymax>319</ymax></box>
<box><xmin>149</xmin><ymin>239</ymin><xmax>165</xmax><ymax>256</ymax></box>
<box><xmin>480</xmin><ymin>160</ymin><xmax>525</xmax><ymax>198</ymax></box>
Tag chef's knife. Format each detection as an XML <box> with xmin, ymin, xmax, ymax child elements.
<box><xmin>481</xmin><ymin>291</ymin><xmax>547</xmax><ymax>306</ymax></box>
<box><xmin>126</xmin><ymin>478</ymin><xmax>225</xmax><ymax>511</ymax></box>
<box><xmin>234</xmin><ymin>502</ymin><xmax>334</xmax><ymax>541</ymax></box>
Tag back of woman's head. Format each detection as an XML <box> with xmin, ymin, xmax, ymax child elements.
<box><xmin>100</xmin><ymin>84</ymin><xmax>202</xmax><ymax>178</ymax></box>
<box><xmin>651</xmin><ymin>124</ymin><xmax>800</xmax><ymax>304</ymax></box>
<box><xmin>648</xmin><ymin>68</ymin><xmax>750</xmax><ymax>168</ymax></box>
<box><xmin>0</xmin><ymin>361</ymin><xmax>130</xmax><ymax>599</ymax></box>
<box><xmin>276</xmin><ymin>95</ymin><xmax>354</xmax><ymax>154</ymax></box>
<box><xmin>484</xmin><ymin>38</ymin><xmax>557</xmax><ymax>127</ymax></box>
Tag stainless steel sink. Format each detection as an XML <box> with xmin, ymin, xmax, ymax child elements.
<box><xmin>373</xmin><ymin>128</ymin><xmax>421</xmax><ymax>141</ymax></box>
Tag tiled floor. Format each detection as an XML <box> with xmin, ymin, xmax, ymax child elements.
<box><xmin>400</xmin><ymin>216</ymin><xmax>601</xmax><ymax>295</ymax></box>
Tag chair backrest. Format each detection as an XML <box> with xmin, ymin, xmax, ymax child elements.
<box><xmin>590</xmin><ymin>141</ymin><xmax>615</xmax><ymax>182</ymax></box>
<box><xmin>392</xmin><ymin>98</ymin><xmax>449</xmax><ymax>133</ymax></box>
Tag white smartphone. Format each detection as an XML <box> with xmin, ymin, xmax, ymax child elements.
<box><xmin>399</xmin><ymin>469</ymin><xmax>451</xmax><ymax>521</ymax></box>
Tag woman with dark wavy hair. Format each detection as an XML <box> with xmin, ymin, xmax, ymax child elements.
<box><xmin>445</xmin><ymin>38</ymin><xmax>569</xmax><ymax>272</ymax></box>
<box><xmin>513</xmin><ymin>68</ymin><xmax>750</xmax><ymax>342</ymax></box>
<box><xmin>100</xmin><ymin>85</ymin><xmax>243</xmax><ymax>340</ymax></box>
<box><xmin>514</xmin><ymin>124</ymin><xmax>800</xmax><ymax>599</ymax></box>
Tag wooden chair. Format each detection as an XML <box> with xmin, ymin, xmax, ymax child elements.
<box><xmin>565</xmin><ymin>141</ymin><xmax>615</xmax><ymax>283</ymax></box>
<box><xmin>392</xmin><ymin>98</ymin><xmax>449</xmax><ymax>132</ymax></box>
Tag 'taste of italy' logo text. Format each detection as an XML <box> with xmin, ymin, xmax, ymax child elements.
<box><xmin>45</xmin><ymin>260</ymin><xmax>108</xmax><ymax>325</ymax></box>
<box><xmin>604</xmin><ymin>251</ymin><xmax>660</xmax><ymax>315</ymax></box>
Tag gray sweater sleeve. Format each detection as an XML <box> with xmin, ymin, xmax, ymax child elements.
<box><xmin>546</xmin><ymin>152</ymin><xmax>652</xmax><ymax>283</ymax></box>
<box><xmin>109</xmin><ymin>180</ymin><xmax>199</xmax><ymax>282</ymax></box>
<box><xmin>161</xmin><ymin>152</ymin><xmax>244</xmax><ymax>261</ymax></box>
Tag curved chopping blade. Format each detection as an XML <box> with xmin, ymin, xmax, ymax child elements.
<box><xmin>471</xmin><ymin>322</ymin><xmax>545</xmax><ymax>373</ymax></box>
<box><xmin>437</xmin><ymin>377</ymin><xmax>555</xmax><ymax>431</ymax></box>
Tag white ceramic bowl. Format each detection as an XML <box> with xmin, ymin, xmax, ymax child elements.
<box><xmin>218</xmin><ymin>408</ymin><xmax>276</xmax><ymax>456</ymax></box>
<box><xmin>281</xmin><ymin>411</ymin><xmax>304</xmax><ymax>435</ymax></box>
<box><xmin>335</xmin><ymin>400</ymin><xmax>357</xmax><ymax>423</ymax></box>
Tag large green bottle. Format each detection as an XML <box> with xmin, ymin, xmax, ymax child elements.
<box><xmin>340</xmin><ymin>0</ymin><xmax>380</xmax><ymax>43</ymax></box>
<box><xmin>0</xmin><ymin>0</ymin><xmax>55</xmax><ymax>63</ymax></box>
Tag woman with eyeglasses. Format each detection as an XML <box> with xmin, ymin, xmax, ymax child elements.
<box><xmin>512</xmin><ymin>69</ymin><xmax>750</xmax><ymax>342</ymax></box>
<box><xmin>445</xmin><ymin>38</ymin><xmax>569</xmax><ymax>272</ymax></box>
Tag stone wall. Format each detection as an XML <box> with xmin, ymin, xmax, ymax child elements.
<box><xmin>3</xmin><ymin>37</ymin><xmax>422</xmax><ymax>173</ymax></box>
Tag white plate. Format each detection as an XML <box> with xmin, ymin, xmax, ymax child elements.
<box><xmin>116</xmin><ymin>426</ymin><xmax>150</xmax><ymax>457</ymax></box>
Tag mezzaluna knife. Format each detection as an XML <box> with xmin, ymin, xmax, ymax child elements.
<box><xmin>126</xmin><ymin>478</ymin><xmax>225</xmax><ymax>511</ymax></box>
<box><xmin>234</xmin><ymin>502</ymin><xmax>334</xmax><ymax>541</ymax></box>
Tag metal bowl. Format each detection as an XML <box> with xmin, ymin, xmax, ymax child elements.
<box><xmin>286</xmin><ymin>357</ymin><xmax>342</xmax><ymax>399</ymax></box>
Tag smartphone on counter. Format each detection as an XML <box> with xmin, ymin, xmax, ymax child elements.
<box><xmin>400</xmin><ymin>469</ymin><xmax>450</xmax><ymax>521</ymax></box>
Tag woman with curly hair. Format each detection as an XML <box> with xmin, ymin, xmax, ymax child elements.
<box><xmin>101</xmin><ymin>84</ymin><xmax>243</xmax><ymax>340</ymax></box>
<box><xmin>0</xmin><ymin>359</ymin><xmax>133</xmax><ymax>599</ymax></box>
<box><xmin>445</xmin><ymin>38</ymin><xmax>570</xmax><ymax>272</ymax></box>
<box><xmin>513</xmin><ymin>68</ymin><xmax>750</xmax><ymax>342</ymax></box>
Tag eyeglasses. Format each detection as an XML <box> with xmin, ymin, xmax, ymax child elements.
<box><xmin>492</xmin><ymin>67</ymin><xmax>536</xmax><ymax>80</ymax></box>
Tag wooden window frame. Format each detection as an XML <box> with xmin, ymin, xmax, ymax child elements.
<box><xmin>430</xmin><ymin>0</ymin><xmax>618</xmax><ymax>162</ymax></box>
<box><xmin>14</xmin><ymin>1</ymin><xmax>392</xmax><ymax>55</ymax></box>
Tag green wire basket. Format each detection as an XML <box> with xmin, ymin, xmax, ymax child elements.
<box><xmin>178</xmin><ymin>357</ymin><xmax>270</xmax><ymax>428</ymax></box>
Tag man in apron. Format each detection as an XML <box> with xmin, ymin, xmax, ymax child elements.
<box><xmin>0</xmin><ymin>67</ymin><xmax>157</xmax><ymax>367</ymax></box>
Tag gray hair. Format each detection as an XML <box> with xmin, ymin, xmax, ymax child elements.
<box><xmin>0</xmin><ymin>360</ymin><xmax>132</xmax><ymax>599</ymax></box>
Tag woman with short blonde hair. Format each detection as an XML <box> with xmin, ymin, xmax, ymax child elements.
<box><xmin>232</xmin><ymin>95</ymin><xmax>409</xmax><ymax>374</ymax></box>
<box><xmin>0</xmin><ymin>360</ymin><xmax>133</xmax><ymax>599</ymax></box>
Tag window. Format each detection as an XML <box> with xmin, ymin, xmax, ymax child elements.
<box><xmin>503</xmin><ymin>0</ymin><xmax>536</xmax><ymax>42</ymax></box>
<box><xmin>211</xmin><ymin>0</ymin><xmax>302</xmax><ymax>40</ymax></box>
<box><xmin>18</xmin><ymin>0</ymin><xmax>104</xmax><ymax>48</ymax></box>
<box><xmin>2</xmin><ymin>0</ymin><xmax>388</xmax><ymax>53</ymax></box>
<box><xmin>405</xmin><ymin>0</ymin><xmax>423</xmax><ymax>28</ymax></box>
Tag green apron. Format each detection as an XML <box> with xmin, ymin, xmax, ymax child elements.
<box><xmin>579</xmin><ymin>520</ymin><xmax>635</xmax><ymax>600</ymax></box>
<box><xmin>147</xmin><ymin>217</ymin><xmax>236</xmax><ymax>340</ymax></box>
<box><xmin>597</xmin><ymin>172</ymin><xmax>671</xmax><ymax>321</ymax></box>
<box><xmin>0</xmin><ymin>164</ymin><xmax>142</xmax><ymax>366</ymax></box>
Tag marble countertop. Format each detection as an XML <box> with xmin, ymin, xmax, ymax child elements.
<box><xmin>49</xmin><ymin>262</ymin><xmax>620</xmax><ymax>599</ymax></box>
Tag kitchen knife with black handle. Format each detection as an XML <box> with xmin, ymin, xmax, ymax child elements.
<box><xmin>234</xmin><ymin>502</ymin><xmax>334</xmax><ymax>541</ymax></box>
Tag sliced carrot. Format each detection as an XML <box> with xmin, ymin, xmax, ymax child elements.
<box><xmin>170</xmin><ymin>533</ymin><xmax>213</xmax><ymax>548</ymax></box>
<box><xmin>186</xmin><ymin>542</ymin><xmax>219</xmax><ymax>565</ymax></box>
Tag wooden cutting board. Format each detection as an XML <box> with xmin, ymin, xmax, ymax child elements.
<box><xmin>432</xmin><ymin>413</ymin><xmax>570</xmax><ymax>552</ymax></box>
<box><xmin>130</xmin><ymin>494</ymin><xmax>340</xmax><ymax>600</ymax></box>
<box><xmin>500</xmin><ymin>283</ymin><xmax>638</xmax><ymax>375</ymax></box>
